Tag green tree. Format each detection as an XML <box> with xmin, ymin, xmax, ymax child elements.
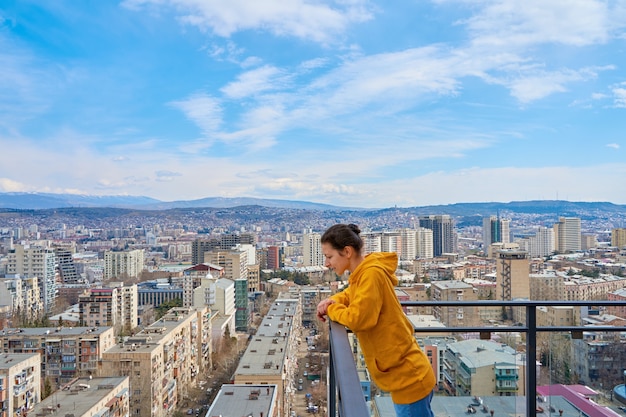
<box><xmin>155</xmin><ymin>298</ymin><xmax>183</xmax><ymax>320</ymax></box>
<box><xmin>43</xmin><ymin>377</ymin><xmax>53</xmax><ymax>399</ymax></box>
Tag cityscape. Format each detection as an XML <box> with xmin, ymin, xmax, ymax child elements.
<box><xmin>0</xmin><ymin>197</ymin><xmax>625</xmax><ymax>417</ymax></box>
<box><xmin>2</xmin><ymin>1</ymin><xmax>626</xmax><ymax>417</ymax></box>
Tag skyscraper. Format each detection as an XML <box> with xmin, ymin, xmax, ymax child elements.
<box><xmin>553</xmin><ymin>217</ymin><xmax>581</xmax><ymax>253</ymax></box>
<box><xmin>418</xmin><ymin>215</ymin><xmax>456</xmax><ymax>256</ymax></box>
<box><xmin>482</xmin><ymin>215</ymin><xmax>510</xmax><ymax>247</ymax></box>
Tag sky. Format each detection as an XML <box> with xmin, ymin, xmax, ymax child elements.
<box><xmin>1</xmin><ymin>0</ymin><xmax>626</xmax><ymax>209</ymax></box>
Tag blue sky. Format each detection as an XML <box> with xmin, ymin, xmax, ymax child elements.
<box><xmin>1</xmin><ymin>0</ymin><xmax>625</xmax><ymax>209</ymax></box>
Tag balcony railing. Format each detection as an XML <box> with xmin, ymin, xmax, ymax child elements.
<box><xmin>327</xmin><ymin>300</ymin><xmax>626</xmax><ymax>417</ymax></box>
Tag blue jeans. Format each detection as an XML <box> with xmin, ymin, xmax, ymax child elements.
<box><xmin>393</xmin><ymin>390</ymin><xmax>435</xmax><ymax>417</ymax></box>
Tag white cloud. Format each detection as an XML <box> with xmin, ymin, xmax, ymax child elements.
<box><xmin>121</xmin><ymin>0</ymin><xmax>372</xmax><ymax>44</ymax></box>
<box><xmin>606</xmin><ymin>143</ymin><xmax>620</xmax><ymax>149</ymax></box>
<box><xmin>169</xmin><ymin>93</ymin><xmax>223</xmax><ymax>138</ymax></box>
<box><xmin>221</xmin><ymin>65</ymin><xmax>290</xmax><ymax>99</ymax></box>
<box><xmin>0</xmin><ymin>178</ymin><xmax>29</xmax><ymax>192</ymax></box>
<box><xmin>461</xmin><ymin>0</ymin><xmax>614</xmax><ymax>48</ymax></box>
<box><xmin>612</xmin><ymin>86</ymin><xmax>626</xmax><ymax>108</ymax></box>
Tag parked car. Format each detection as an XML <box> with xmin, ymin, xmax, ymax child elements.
<box><xmin>186</xmin><ymin>409</ymin><xmax>194</xmax><ymax>415</ymax></box>
<box><xmin>298</xmin><ymin>385</ymin><xmax>303</xmax><ymax>391</ymax></box>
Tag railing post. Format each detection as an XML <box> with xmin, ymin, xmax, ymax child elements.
<box><xmin>328</xmin><ymin>320</ymin><xmax>370</xmax><ymax>417</ymax></box>
<box><xmin>526</xmin><ymin>304</ymin><xmax>537</xmax><ymax>417</ymax></box>
<box><xmin>328</xmin><ymin>319</ymin><xmax>336</xmax><ymax>417</ymax></box>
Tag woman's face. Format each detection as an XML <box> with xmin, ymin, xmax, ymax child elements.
<box><xmin>322</xmin><ymin>242</ymin><xmax>350</xmax><ymax>275</ymax></box>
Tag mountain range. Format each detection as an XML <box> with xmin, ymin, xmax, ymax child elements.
<box><xmin>1</xmin><ymin>192</ymin><xmax>626</xmax><ymax>221</ymax></box>
<box><xmin>0</xmin><ymin>192</ymin><xmax>343</xmax><ymax>211</ymax></box>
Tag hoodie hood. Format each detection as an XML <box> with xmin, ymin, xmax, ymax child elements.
<box><xmin>352</xmin><ymin>252</ymin><xmax>399</xmax><ymax>286</ymax></box>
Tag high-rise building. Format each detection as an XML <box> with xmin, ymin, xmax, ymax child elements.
<box><xmin>482</xmin><ymin>215</ymin><xmax>510</xmax><ymax>247</ymax></box>
<box><xmin>266</xmin><ymin>245</ymin><xmax>283</xmax><ymax>269</ymax></box>
<box><xmin>55</xmin><ymin>248</ymin><xmax>80</xmax><ymax>284</ymax></box>
<box><xmin>101</xmin><ymin>307</ymin><xmax>211</xmax><ymax>417</ymax></box>
<box><xmin>303</xmin><ymin>232</ymin><xmax>324</xmax><ymax>267</ymax></box>
<box><xmin>496</xmin><ymin>250</ymin><xmax>529</xmax><ymax>320</ymax></box>
<box><xmin>78</xmin><ymin>283</ymin><xmax>138</xmax><ymax>331</ymax></box>
<box><xmin>204</xmin><ymin>250</ymin><xmax>248</xmax><ymax>281</ymax></box>
<box><xmin>234</xmin><ymin>278</ymin><xmax>249</xmax><ymax>331</ymax></box>
<box><xmin>611</xmin><ymin>228</ymin><xmax>626</xmax><ymax>249</ymax></box>
<box><xmin>399</xmin><ymin>229</ymin><xmax>417</xmax><ymax>260</ymax></box>
<box><xmin>7</xmin><ymin>244</ymin><xmax>57</xmax><ymax>314</ymax></box>
<box><xmin>416</xmin><ymin>227</ymin><xmax>434</xmax><ymax>259</ymax></box>
<box><xmin>418</xmin><ymin>215</ymin><xmax>456</xmax><ymax>257</ymax></box>
<box><xmin>362</xmin><ymin>232</ymin><xmax>382</xmax><ymax>254</ymax></box>
<box><xmin>104</xmin><ymin>249</ymin><xmax>145</xmax><ymax>280</ymax></box>
<box><xmin>191</xmin><ymin>238</ymin><xmax>220</xmax><ymax>265</ymax></box>
<box><xmin>521</xmin><ymin>226</ymin><xmax>555</xmax><ymax>258</ymax></box>
<box><xmin>553</xmin><ymin>217</ymin><xmax>581</xmax><ymax>253</ymax></box>
<box><xmin>0</xmin><ymin>326</ymin><xmax>116</xmax><ymax>386</ymax></box>
<box><xmin>380</xmin><ymin>231</ymin><xmax>401</xmax><ymax>255</ymax></box>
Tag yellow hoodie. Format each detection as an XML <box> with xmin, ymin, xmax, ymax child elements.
<box><xmin>327</xmin><ymin>252</ymin><xmax>436</xmax><ymax>404</ymax></box>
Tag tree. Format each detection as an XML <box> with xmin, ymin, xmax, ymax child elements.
<box><xmin>42</xmin><ymin>377</ymin><xmax>53</xmax><ymax>399</ymax></box>
<box><xmin>155</xmin><ymin>298</ymin><xmax>183</xmax><ymax>320</ymax></box>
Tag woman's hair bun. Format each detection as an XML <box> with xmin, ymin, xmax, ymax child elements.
<box><xmin>348</xmin><ymin>223</ymin><xmax>361</xmax><ymax>235</ymax></box>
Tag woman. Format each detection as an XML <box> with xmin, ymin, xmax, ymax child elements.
<box><xmin>316</xmin><ymin>223</ymin><xmax>436</xmax><ymax>417</ymax></box>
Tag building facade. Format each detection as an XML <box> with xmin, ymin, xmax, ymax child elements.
<box><xmin>419</xmin><ymin>215</ymin><xmax>456</xmax><ymax>257</ymax></box>
<box><xmin>104</xmin><ymin>249</ymin><xmax>145</xmax><ymax>280</ymax></box>
<box><xmin>7</xmin><ymin>244</ymin><xmax>56</xmax><ymax>314</ymax></box>
<box><xmin>101</xmin><ymin>307</ymin><xmax>211</xmax><ymax>417</ymax></box>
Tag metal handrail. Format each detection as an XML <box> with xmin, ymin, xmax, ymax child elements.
<box><xmin>326</xmin><ymin>299</ymin><xmax>626</xmax><ymax>417</ymax></box>
<box><xmin>328</xmin><ymin>320</ymin><xmax>370</xmax><ymax>417</ymax></box>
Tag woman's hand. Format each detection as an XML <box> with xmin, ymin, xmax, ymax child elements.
<box><xmin>316</xmin><ymin>298</ymin><xmax>335</xmax><ymax>322</ymax></box>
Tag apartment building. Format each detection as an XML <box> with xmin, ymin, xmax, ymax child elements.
<box><xmin>611</xmin><ymin>228</ymin><xmax>626</xmax><ymax>249</ymax></box>
<box><xmin>7</xmin><ymin>244</ymin><xmax>56</xmax><ymax>314</ymax></box>
<box><xmin>233</xmin><ymin>296</ymin><xmax>299</xmax><ymax>417</ymax></box>
<box><xmin>563</xmin><ymin>274</ymin><xmax>626</xmax><ymax>301</ymax></box>
<box><xmin>266</xmin><ymin>245</ymin><xmax>283</xmax><ymax>269</ymax></box>
<box><xmin>0</xmin><ymin>326</ymin><xmax>116</xmax><ymax>386</ymax></box>
<box><xmin>103</xmin><ymin>249</ymin><xmax>144</xmax><ymax>280</ymax></box>
<box><xmin>101</xmin><ymin>307</ymin><xmax>211</xmax><ymax>417</ymax></box>
<box><xmin>536</xmin><ymin>305</ymin><xmax>575</xmax><ymax>327</ymax></box>
<box><xmin>0</xmin><ymin>353</ymin><xmax>41</xmax><ymax>417</ymax></box>
<box><xmin>607</xmin><ymin>288</ymin><xmax>626</xmax><ymax>318</ymax></box>
<box><xmin>554</xmin><ymin>217</ymin><xmax>581</xmax><ymax>253</ymax></box>
<box><xmin>302</xmin><ymin>232</ymin><xmax>324</xmax><ymax>267</ymax></box>
<box><xmin>181</xmin><ymin>263</ymin><xmax>223</xmax><ymax>307</ymax></box>
<box><xmin>417</xmin><ymin>336</ymin><xmax>457</xmax><ymax>392</ymax></box>
<box><xmin>431</xmin><ymin>280</ymin><xmax>481</xmax><ymax>327</ymax></box>
<box><xmin>416</xmin><ymin>227</ymin><xmax>434</xmax><ymax>259</ymax></box>
<box><xmin>31</xmin><ymin>376</ymin><xmax>129</xmax><ymax>417</ymax></box>
<box><xmin>443</xmin><ymin>339</ymin><xmax>526</xmax><ymax>397</ymax></box>
<box><xmin>572</xmin><ymin>326</ymin><xmax>626</xmax><ymax>386</ymax></box>
<box><xmin>0</xmin><ymin>276</ymin><xmax>42</xmax><ymax>323</ymax></box>
<box><xmin>55</xmin><ymin>248</ymin><xmax>80</xmax><ymax>284</ymax></box>
<box><xmin>78</xmin><ymin>282</ymin><xmax>138</xmax><ymax>332</ymax></box>
<box><xmin>529</xmin><ymin>272</ymin><xmax>565</xmax><ymax>301</ymax></box>
<box><xmin>207</xmin><ymin>385</ymin><xmax>278</xmax><ymax>417</ymax></box>
<box><xmin>202</xmin><ymin>252</ymin><xmax>248</xmax><ymax>323</ymax></box>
